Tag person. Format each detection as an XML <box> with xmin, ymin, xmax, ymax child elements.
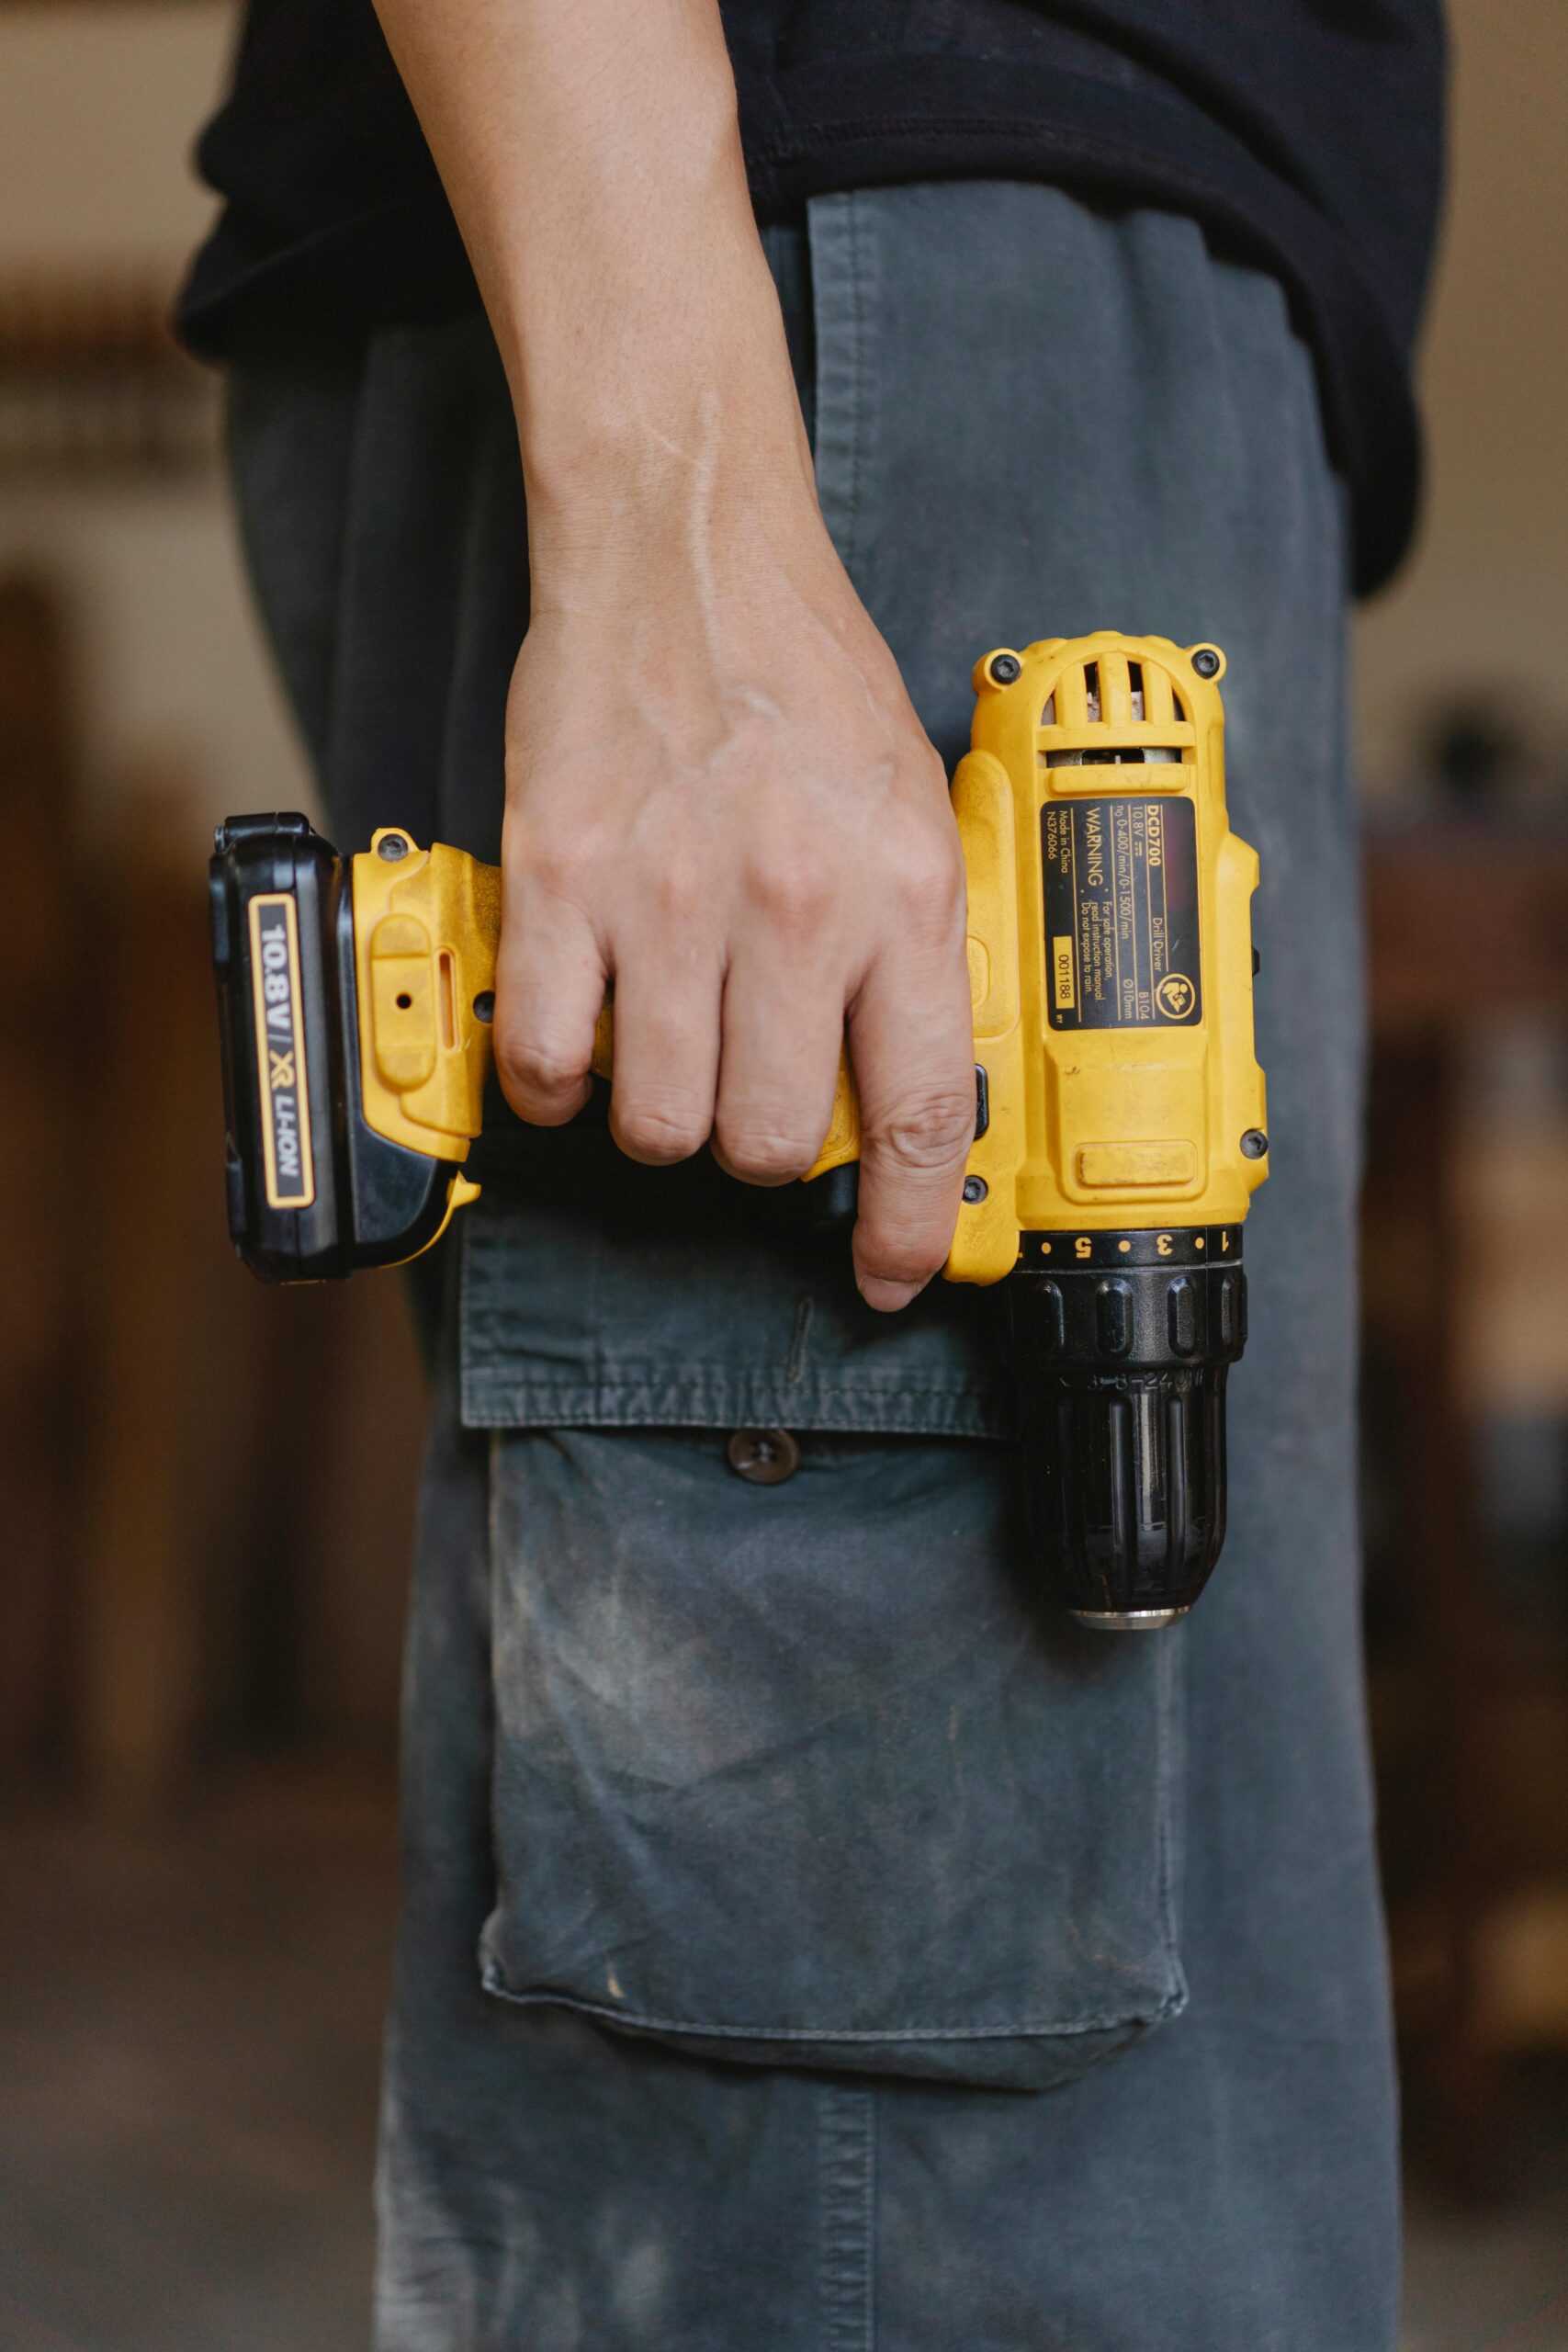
<box><xmin>180</xmin><ymin>5</ymin><xmax>1445</xmax><ymax>2345</ymax></box>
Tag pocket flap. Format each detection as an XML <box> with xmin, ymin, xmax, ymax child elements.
<box><xmin>459</xmin><ymin>1187</ymin><xmax>1012</xmax><ymax>1441</ymax></box>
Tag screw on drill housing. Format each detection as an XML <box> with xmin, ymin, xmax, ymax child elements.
<box><xmin>378</xmin><ymin>833</ymin><xmax>410</xmax><ymax>860</ymax></box>
<box><xmin>1191</xmin><ymin>647</ymin><xmax>1222</xmax><ymax>678</ymax></box>
<box><xmin>987</xmin><ymin>652</ymin><xmax>1022</xmax><ymax>685</ymax></box>
<box><xmin>472</xmin><ymin>991</ymin><xmax>495</xmax><ymax>1023</ymax></box>
<box><xmin>963</xmin><ymin>1176</ymin><xmax>988</xmax><ymax>1204</ymax></box>
<box><xmin>1241</xmin><ymin>1129</ymin><xmax>1268</xmax><ymax>1159</ymax></box>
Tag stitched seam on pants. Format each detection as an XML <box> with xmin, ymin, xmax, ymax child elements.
<box><xmin>1155</xmin><ymin>1621</ymin><xmax>1188</xmax><ymax>2006</ymax></box>
<box><xmin>318</xmin><ymin>335</ymin><xmax>380</xmax><ymax>801</ymax></box>
<box><xmin>843</xmin><ymin>193</ymin><xmax>864</xmax><ymax>573</ymax></box>
<box><xmin>786</xmin><ymin>1294</ymin><xmax>816</xmax><ymax>1385</ymax></box>
<box><xmin>818</xmin><ymin>2084</ymin><xmax>874</xmax><ymax>2352</ymax></box>
<box><xmin>458</xmin><ymin>1375</ymin><xmax>1013</xmax><ymax>1440</ymax></box>
<box><xmin>808</xmin><ymin>193</ymin><xmax>867</xmax><ymax>580</ymax></box>
<box><xmin>479</xmin><ymin>1965</ymin><xmax>1181</xmax><ymax>2040</ymax></box>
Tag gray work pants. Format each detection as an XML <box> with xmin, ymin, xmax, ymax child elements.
<box><xmin>229</xmin><ymin>181</ymin><xmax>1395</xmax><ymax>2351</ymax></box>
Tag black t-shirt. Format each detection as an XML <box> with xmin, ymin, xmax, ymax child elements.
<box><xmin>178</xmin><ymin>0</ymin><xmax>1445</xmax><ymax>591</ymax></box>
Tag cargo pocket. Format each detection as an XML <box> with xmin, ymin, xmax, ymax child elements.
<box><xmin>478</xmin><ymin>1424</ymin><xmax>1185</xmax><ymax>2092</ymax></box>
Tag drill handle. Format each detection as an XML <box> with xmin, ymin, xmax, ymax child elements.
<box><xmin>353</xmin><ymin>826</ymin><xmax>864</xmax><ymax>1179</ymax></box>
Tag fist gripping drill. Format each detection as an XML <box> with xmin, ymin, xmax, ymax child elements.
<box><xmin>210</xmin><ymin>632</ymin><xmax>1268</xmax><ymax>1626</ymax></box>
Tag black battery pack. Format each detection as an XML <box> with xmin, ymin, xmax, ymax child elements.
<box><xmin>209</xmin><ymin>813</ymin><xmax>462</xmax><ymax>1281</ymax></box>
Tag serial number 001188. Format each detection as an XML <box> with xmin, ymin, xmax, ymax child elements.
<box><xmin>1041</xmin><ymin>795</ymin><xmax>1202</xmax><ymax>1032</ymax></box>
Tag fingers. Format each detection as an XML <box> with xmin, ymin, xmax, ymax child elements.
<box><xmin>604</xmin><ymin>940</ymin><xmax>724</xmax><ymax>1162</ymax></box>
<box><xmin>711</xmin><ymin>934</ymin><xmax>846</xmax><ymax>1186</ymax></box>
<box><xmin>495</xmin><ymin>707</ymin><xmax>972</xmax><ymax>1290</ymax></box>
<box><xmin>492</xmin><ymin>880</ymin><xmax>605</xmax><ymax>1126</ymax></box>
<box><xmin>846</xmin><ymin>854</ymin><xmax>975</xmax><ymax>1311</ymax></box>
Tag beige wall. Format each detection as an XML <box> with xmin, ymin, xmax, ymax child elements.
<box><xmin>1354</xmin><ymin>3</ymin><xmax>1568</xmax><ymax>792</ymax></box>
<box><xmin>0</xmin><ymin>4</ymin><xmax>230</xmax><ymax>269</ymax></box>
<box><xmin>0</xmin><ymin>2</ymin><xmax>312</xmax><ymax>835</ymax></box>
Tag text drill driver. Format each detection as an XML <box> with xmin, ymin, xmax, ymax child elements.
<box><xmin>210</xmin><ymin>631</ymin><xmax>1268</xmax><ymax>1627</ymax></box>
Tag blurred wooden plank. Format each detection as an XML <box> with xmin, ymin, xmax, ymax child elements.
<box><xmin>0</xmin><ymin>572</ymin><xmax>83</xmax><ymax>1780</ymax></box>
<box><xmin>292</xmin><ymin>1272</ymin><xmax>424</xmax><ymax>1763</ymax></box>
<box><xmin>73</xmin><ymin>781</ymin><xmax>219</xmax><ymax>1804</ymax></box>
<box><xmin>71</xmin><ymin>776</ymin><xmax>423</xmax><ymax>1801</ymax></box>
<box><xmin>1363</xmin><ymin>811</ymin><xmax>1568</xmax><ymax>2195</ymax></box>
<box><xmin>1461</xmin><ymin>1136</ymin><xmax>1568</xmax><ymax>1412</ymax></box>
<box><xmin>1477</xmin><ymin>1887</ymin><xmax>1568</xmax><ymax>2045</ymax></box>
<box><xmin>1365</xmin><ymin>820</ymin><xmax>1568</xmax><ymax>1029</ymax></box>
<box><xmin>0</xmin><ymin>269</ymin><xmax>216</xmax><ymax>481</ymax></box>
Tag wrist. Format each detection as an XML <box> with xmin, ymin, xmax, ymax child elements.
<box><xmin>519</xmin><ymin>329</ymin><xmax>818</xmax><ymax>585</ymax></box>
<box><xmin>498</xmin><ymin>164</ymin><xmax>807</xmax><ymax>538</ymax></box>
<box><xmin>518</xmin><ymin>266</ymin><xmax>806</xmax><ymax>476</ymax></box>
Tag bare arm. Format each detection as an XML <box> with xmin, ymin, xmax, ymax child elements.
<box><xmin>372</xmin><ymin>0</ymin><xmax>975</xmax><ymax>1308</ymax></box>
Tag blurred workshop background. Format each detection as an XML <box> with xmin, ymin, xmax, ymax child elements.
<box><xmin>2</xmin><ymin>5</ymin><xmax>1566</xmax><ymax>2348</ymax></box>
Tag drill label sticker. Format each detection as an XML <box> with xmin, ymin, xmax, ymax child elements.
<box><xmin>1042</xmin><ymin>796</ymin><xmax>1202</xmax><ymax>1030</ymax></box>
<box><xmin>248</xmin><ymin>894</ymin><xmax>316</xmax><ymax>1210</ymax></box>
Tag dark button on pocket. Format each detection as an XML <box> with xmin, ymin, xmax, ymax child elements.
<box><xmin>727</xmin><ymin>1428</ymin><xmax>801</xmax><ymax>1485</ymax></box>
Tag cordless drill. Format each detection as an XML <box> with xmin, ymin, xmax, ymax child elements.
<box><xmin>210</xmin><ymin>631</ymin><xmax>1267</xmax><ymax>1625</ymax></box>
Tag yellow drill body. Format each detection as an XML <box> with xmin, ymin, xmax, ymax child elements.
<box><xmin>348</xmin><ymin>631</ymin><xmax>1267</xmax><ymax>1280</ymax></box>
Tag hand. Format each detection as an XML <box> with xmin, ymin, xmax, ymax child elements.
<box><xmin>493</xmin><ymin>449</ymin><xmax>976</xmax><ymax>1310</ymax></box>
<box><xmin>369</xmin><ymin>0</ymin><xmax>973</xmax><ymax>1302</ymax></box>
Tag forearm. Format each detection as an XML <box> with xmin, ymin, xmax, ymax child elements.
<box><xmin>372</xmin><ymin>0</ymin><xmax>975</xmax><ymax>1309</ymax></box>
<box><xmin>370</xmin><ymin>0</ymin><xmax>808</xmax><ymax>532</ymax></box>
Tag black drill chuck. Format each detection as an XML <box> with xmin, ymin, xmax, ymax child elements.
<box><xmin>1007</xmin><ymin>1228</ymin><xmax>1247</xmax><ymax>1627</ymax></box>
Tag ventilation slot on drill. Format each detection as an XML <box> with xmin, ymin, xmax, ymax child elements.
<box><xmin>1043</xmin><ymin>653</ymin><xmax>1185</xmax><ymax>767</ymax></box>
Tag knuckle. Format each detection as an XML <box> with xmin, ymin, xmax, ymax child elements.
<box><xmin>895</xmin><ymin>835</ymin><xmax>965</xmax><ymax>933</ymax></box>
<box><xmin>651</xmin><ymin>878</ymin><xmax>704</xmax><ymax>933</ymax></box>
<box><xmin>856</xmin><ymin>1226</ymin><xmax>943</xmax><ymax>1289</ymax></box>
<box><xmin>870</xmin><ymin>1086</ymin><xmax>976</xmax><ymax>1173</ymax></box>
<box><xmin>911</xmin><ymin>739</ymin><xmax>951</xmax><ymax>794</ymax></box>
<box><xmin>649</xmin><ymin>846</ymin><xmax>709</xmax><ymax>931</ymax></box>
<box><xmin>750</xmin><ymin>852</ymin><xmax>834</xmax><ymax>938</ymax></box>
<box><xmin>614</xmin><ymin>1098</ymin><xmax>710</xmax><ymax>1165</ymax></box>
<box><xmin>497</xmin><ymin>1032</ymin><xmax>587</xmax><ymax>1102</ymax></box>
<box><xmin>716</xmin><ymin>1117</ymin><xmax>818</xmax><ymax>1184</ymax></box>
<box><xmin>518</xmin><ymin>832</ymin><xmax>592</xmax><ymax>908</ymax></box>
